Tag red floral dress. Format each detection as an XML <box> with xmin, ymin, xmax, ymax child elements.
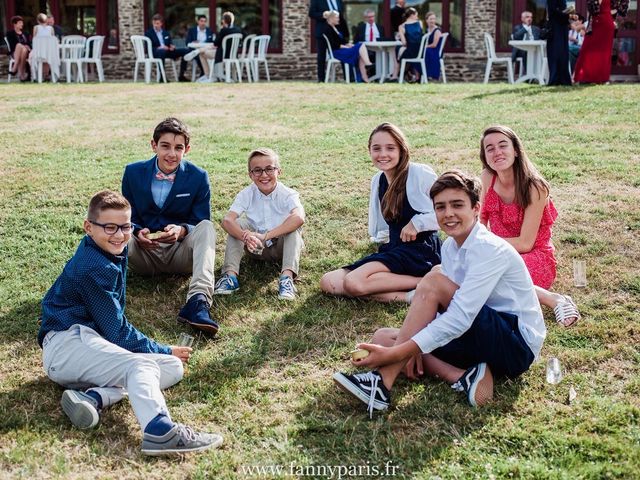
<box><xmin>481</xmin><ymin>176</ymin><xmax>559</xmax><ymax>289</ymax></box>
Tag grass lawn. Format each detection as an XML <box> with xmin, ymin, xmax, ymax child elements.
<box><xmin>0</xmin><ymin>81</ymin><xmax>639</xmax><ymax>479</ymax></box>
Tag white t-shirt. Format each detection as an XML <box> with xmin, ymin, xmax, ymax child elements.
<box><xmin>411</xmin><ymin>221</ymin><xmax>546</xmax><ymax>359</ymax></box>
<box><xmin>229</xmin><ymin>182</ymin><xmax>303</xmax><ymax>233</ymax></box>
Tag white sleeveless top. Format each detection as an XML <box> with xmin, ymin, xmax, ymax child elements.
<box><xmin>34</xmin><ymin>25</ymin><xmax>54</xmax><ymax>38</ymax></box>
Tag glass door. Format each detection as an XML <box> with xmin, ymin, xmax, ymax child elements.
<box><xmin>612</xmin><ymin>0</ymin><xmax>638</xmax><ymax>75</ymax></box>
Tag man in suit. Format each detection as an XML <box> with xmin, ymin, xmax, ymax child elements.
<box><xmin>184</xmin><ymin>15</ymin><xmax>215</xmax><ymax>79</ymax></box>
<box><xmin>213</xmin><ymin>11</ymin><xmax>242</xmax><ymax>73</ymax></box>
<box><xmin>390</xmin><ymin>0</ymin><xmax>406</xmax><ymax>35</ymax></box>
<box><xmin>46</xmin><ymin>15</ymin><xmax>63</xmax><ymax>41</ymax></box>
<box><xmin>144</xmin><ymin>14</ymin><xmax>191</xmax><ymax>82</ymax></box>
<box><xmin>354</xmin><ymin>9</ymin><xmax>385</xmax><ymax>70</ymax></box>
<box><xmin>309</xmin><ymin>0</ymin><xmax>349</xmax><ymax>82</ymax></box>
<box><xmin>512</xmin><ymin>11</ymin><xmax>541</xmax><ymax>73</ymax></box>
<box><xmin>354</xmin><ymin>9</ymin><xmax>385</xmax><ymax>42</ymax></box>
<box><xmin>122</xmin><ymin>117</ymin><xmax>219</xmax><ymax>337</ymax></box>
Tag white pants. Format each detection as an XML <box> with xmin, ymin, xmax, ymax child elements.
<box><xmin>42</xmin><ymin>325</ymin><xmax>183</xmax><ymax>430</ymax></box>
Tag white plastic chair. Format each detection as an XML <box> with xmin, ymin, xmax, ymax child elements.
<box><xmin>61</xmin><ymin>35</ymin><xmax>86</xmax><ymax>83</ymax></box>
<box><xmin>252</xmin><ymin>35</ymin><xmax>271</xmax><ymax>82</ymax></box>
<box><xmin>31</xmin><ymin>35</ymin><xmax>61</xmax><ymax>83</ymax></box>
<box><xmin>4</xmin><ymin>37</ymin><xmax>16</xmax><ymax>82</ymax></box>
<box><xmin>483</xmin><ymin>33</ymin><xmax>514</xmax><ymax>84</ymax></box>
<box><xmin>130</xmin><ymin>35</ymin><xmax>167</xmax><ymax>83</ymax></box>
<box><xmin>78</xmin><ymin>35</ymin><xmax>105</xmax><ymax>82</ymax></box>
<box><xmin>323</xmin><ymin>34</ymin><xmax>350</xmax><ymax>83</ymax></box>
<box><xmin>438</xmin><ymin>32</ymin><xmax>449</xmax><ymax>83</ymax></box>
<box><xmin>239</xmin><ymin>34</ymin><xmax>256</xmax><ymax>82</ymax></box>
<box><xmin>399</xmin><ymin>33</ymin><xmax>429</xmax><ymax>84</ymax></box>
<box><xmin>219</xmin><ymin>33</ymin><xmax>243</xmax><ymax>83</ymax></box>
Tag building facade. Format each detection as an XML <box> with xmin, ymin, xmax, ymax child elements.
<box><xmin>2</xmin><ymin>0</ymin><xmax>639</xmax><ymax>81</ymax></box>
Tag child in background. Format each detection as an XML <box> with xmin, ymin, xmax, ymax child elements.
<box><xmin>38</xmin><ymin>190</ymin><xmax>222</xmax><ymax>456</ymax></box>
<box><xmin>215</xmin><ymin>148</ymin><xmax>305</xmax><ymax>300</ymax></box>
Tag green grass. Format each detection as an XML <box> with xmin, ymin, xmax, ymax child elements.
<box><xmin>0</xmin><ymin>81</ymin><xmax>639</xmax><ymax>479</ymax></box>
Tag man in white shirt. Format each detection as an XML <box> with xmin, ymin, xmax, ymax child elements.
<box><xmin>334</xmin><ymin>170</ymin><xmax>546</xmax><ymax>417</ymax></box>
<box><xmin>215</xmin><ymin>148</ymin><xmax>305</xmax><ymax>300</ymax></box>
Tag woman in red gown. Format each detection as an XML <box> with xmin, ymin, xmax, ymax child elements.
<box><xmin>574</xmin><ymin>0</ymin><xmax>629</xmax><ymax>83</ymax></box>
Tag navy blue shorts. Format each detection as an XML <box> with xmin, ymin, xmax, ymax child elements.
<box><xmin>430</xmin><ymin>305</ymin><xmax>535</xmax><ymax>379</ymax></box>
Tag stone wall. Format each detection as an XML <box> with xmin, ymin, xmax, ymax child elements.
<box><xmin>1</xmin><ymin>0</ymin><xmax>515</xmax><ymax>83</ymax></box>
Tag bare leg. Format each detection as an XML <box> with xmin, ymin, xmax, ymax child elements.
<box><xmin>375</xmin><ymin>271</ymin><xmax>459</xmax><ymax>390</ymax></box>
<box><xmin>358</xmin><ymin>44</ymin><xmax>371</xmax><ymax>83</ymax></box>
<box><xmin>320</xmin><ymin>263</ymin><xmax>420</xmax><ymax>299</ymax></box>
<box><xmin>14</xmin><ymin>45</ymin><xmax>30</xmax><ymax>79</ymax></box>
<box><xmin>535</xmin><ymin>285</ymin><xmax>566</xmax><ymax>310</ymax></box>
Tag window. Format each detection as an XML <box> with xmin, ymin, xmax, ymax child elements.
<box><xmin>144</xmin><ymin>0</ymin><xmax>282</xmax><ymax>51</ymax></box>
<box><xmin>59</xmin><ymin>0</ymin><xmax>96</xmax><ymax>36</ymax></box>
<box><xmin>496</xmin><ymin>0</ymin><xmax>546</xmax><ymax>50</ymax></box>
<box><xmin>4</xmin><ymin>0</ymin><xmax>118</xmax><ymax>53</ymax></box>
<box><xmin>343</xmin><ymin>0</ymin><xmax>384</xmax><ymax>40</ymax></box>
<box><xmin>411</xmin><ymin>0</ymin><xmax>465</xmax><ymax>50</ymax></box>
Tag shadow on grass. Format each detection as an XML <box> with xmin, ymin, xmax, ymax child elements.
<box><xmin>0</xmin><ymin>298</ymin><xmax>42</xmax><ymax>341</ymax></box>
<box><xmin>290</xmin><ymin>375</ymin><xmax>525</xmax><ymax>476</ymax></box>
<box><xmin>463</xmin><ymin>84</ymin><xmax>593</xmax><ymax>101</ymax></box>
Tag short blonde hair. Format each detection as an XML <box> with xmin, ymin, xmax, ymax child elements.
<box><xmin>37</xmin><ymin>13</ymin><xmax>47</xmax><ymax>24</ymax></box>
<box><xmin>247</xmin><ymin>148</ymin><xmax>280</xmax><ymax>170</ymax></box>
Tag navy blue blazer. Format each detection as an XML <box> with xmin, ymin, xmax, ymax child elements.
<box><xmin>186</xmin><ymin>26</ymin><xmax>214</xmax><ymax>44</ymax></box>
<box><xmin>144</xmin><ymin>27</ymin><xmax>173</xmax><ymax>50</ymax></box>
<box><xmin>122</xmin><ymin>157</ymin><xmax>211</xmax><ymax>235</ymax></box>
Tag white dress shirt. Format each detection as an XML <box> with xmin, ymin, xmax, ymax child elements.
<box><xmin>229</xmin><ymin>182</ymin><xmax>303</xmax><ymax>233</ymax></box>
<box><xmin>197</xmin><ymin>27</ymin><xmax>207</xmax><ymax>43</ymax></box>
<box><xmin>365</xmin><ymin>23</ymin><xmax>380</xmax><ymax>41</ymax></box>
<box><xmin>412</xmin><ymin>221</ymin><xmax>546</xmax><ymax>359</ymax></box>
<box><xmin>368</xmin><ymin>162</ymin><xmax>439</xmax><ymax>242</ymax></box>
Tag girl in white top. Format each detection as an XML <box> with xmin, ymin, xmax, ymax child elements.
<box><xmin>29</xmin><ymin>13</ymin><xmax>56</xmax><ymax>81</ymax></box>
<box><xmin>320</xmin><ymin>123</ymin><xmax>441</xmax><ymax>302</ymax></box>
<box><xmin>33</xmin><ymin>13</ymin><xmax>55</xmax><ymax>37</ymax></box>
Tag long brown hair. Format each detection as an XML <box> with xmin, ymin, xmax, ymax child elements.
<box><xmin>479</xmin><ymin>125</ymin><xmax>550</xmax><ymax>209</ymax></box>
<box><xmin>369</xmin><ymin>123</ymin><xmax>411</xmax><ymax>222</ymax></box>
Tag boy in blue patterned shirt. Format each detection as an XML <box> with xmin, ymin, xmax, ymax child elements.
<box><xmin>38</xmin><ymin>190</ymin><xmax>222</xmax><ymax>456</ymax></box>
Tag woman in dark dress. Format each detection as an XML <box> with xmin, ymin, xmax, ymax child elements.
<box><xmin>424</xmin><ymin>12</ymin><xmax>443</xmax><ymax>80</ymax></box>
<box><xmin>320</xmin><ymin>123</ymin><xmax>441</xmax><ymax>303</ymax></box>
<box><xmin>393</xmin><ymin>8</ymin><xmax>424</xmax><ymax>81</ymax></box>
<box><xmin>6</xmin><ymin>16</ymin><xmax>32</xmax><ymax>81</ymax></box>
<box><xmin>321</xmin><ymin>10</ymin><xmax>372</xmax><ymax>82</ymax></box>
<box><xmin>546</xmin><ymin>0</ymin><xmax>577</xmax><ymax>85</ymax></box>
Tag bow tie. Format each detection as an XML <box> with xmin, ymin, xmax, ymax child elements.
<box><xmin>155</xmin><ymin>171</ymin><xmax>176</xmax><ymax>182</ymax></box>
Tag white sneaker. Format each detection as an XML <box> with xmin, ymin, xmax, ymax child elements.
<box><xmin>183</xmin><ymin>49</ymin><xmax>199</xmax><ymax>62</ymax></box>
<box><xmin>197</xmin><ymin>75</ymin><xmax>214</xmax><ymax>83</ymax></box>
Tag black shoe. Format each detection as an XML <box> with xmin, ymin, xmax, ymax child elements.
<box><xmin>177</xmin><ymin>294</ymin><xmax>219</xmax><ymax>337</ymax></box>
<box><xmin>178</xmin><ymin>75</ymin><xmax>190</xmax><ymax>82</ymax></box>
<box><xmin>451</xmin><ymin>362</ymin><xmax>494</xmax><ymax>407</ymax></box>
<box><xmin>333</xmin><ymin>370</ymin><xmax>390</xmax><ymax>418</ymax></box>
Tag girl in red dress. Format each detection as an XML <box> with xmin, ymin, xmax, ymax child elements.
<box><xmin>479</xmin><ymin>126</ymin><xmax>579</xmax><ymax>327</ymax></box>
<box><xmin>574</xmin><ymin>0</ymin><xmax>629</xmax><ymax>83</ymax></box>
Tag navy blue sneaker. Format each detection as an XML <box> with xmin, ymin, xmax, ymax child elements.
<box><xmin>177</xmin><ymin>294</ymin><xmax>219</xmax><ymax>337</ymax></box>
<box><xmin>451</xmin><ymin>362</ymin><xmax>494</xmax><ymax>407</ymax></box>
<box><xmin>333</xmin><ymin>370</ymin><xmax>390</xmax><ymax>418</ymax></box>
